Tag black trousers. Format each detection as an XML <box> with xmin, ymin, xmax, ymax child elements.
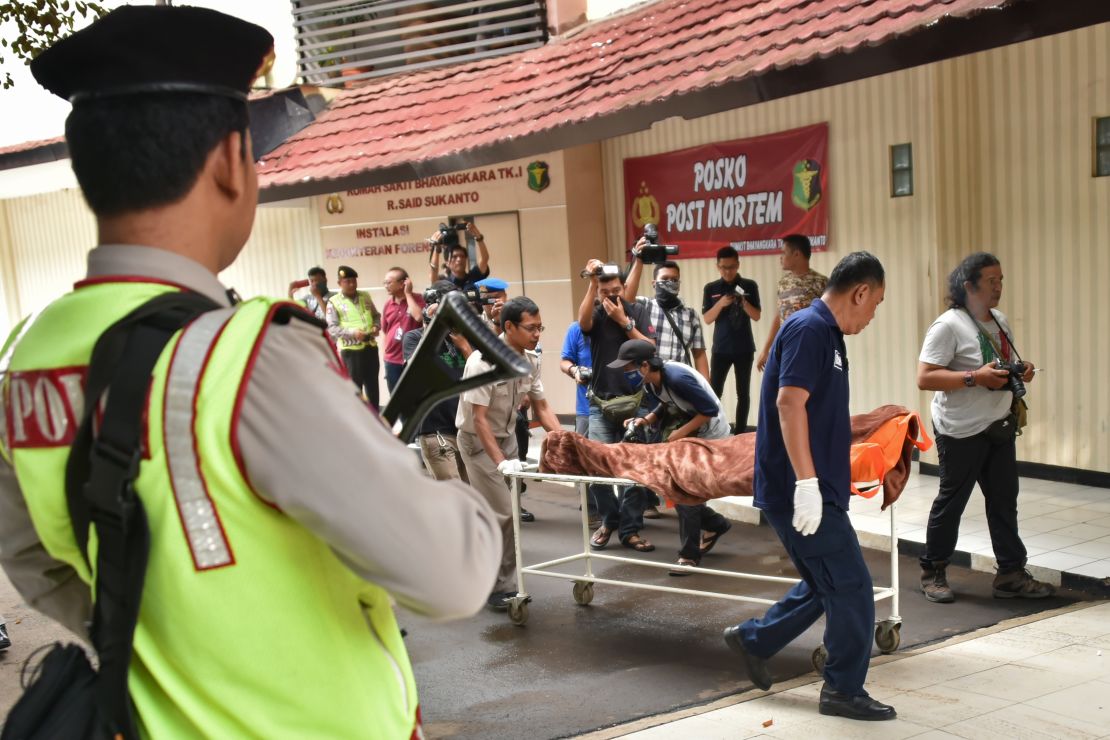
<box><xmin>710</xmin><ymin>352</ymin><xmax>755</xmax><ymax>433</ymax></box>
<box><xmin>676</xmin><ymin>503</ymin><xmax>730</xmax><ymax>560</ymax></box>
<box><xmin>921</xmin><ymin>427</ymin><xmax>1026</xmax><ymax>573</ymax></box>
<box><xmin>341</xmin><ymin>348</ymin><xmax>380</xmax><ymax>409</ymax></box>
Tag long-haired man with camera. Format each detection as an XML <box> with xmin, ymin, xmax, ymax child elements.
<box><xmin>917</xmin><ymin>252</ymin><xmax>1052</xmax><ymax>602</ymax></box>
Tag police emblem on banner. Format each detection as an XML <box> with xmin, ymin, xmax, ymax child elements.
<box><xmin>791</xmin><ymin>159</ymin><xmax>823</xmax><ymax>211</ymax></box>
<box><xmin>631</xmin><ymin>181</ymin><xmax>661</xmax><ymax>230</ymax></box>
<box><xmin>325</xmin><ymin>193</ymin><xmax>345</xmax><ymax>214</ymax></box>
<box><xmin>527</xmin><ymin>161</ymin><xmax>550</xmax><ymax>192</ymax></box>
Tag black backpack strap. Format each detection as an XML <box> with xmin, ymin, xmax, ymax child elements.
<box><xmin>63</xmin><ymin>290</ymin><xmax>219</xmax><ymax>739</ymax></box>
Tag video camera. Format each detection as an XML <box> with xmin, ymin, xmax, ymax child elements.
<box><xmin>580</xmin><ymin>263</ymin><xmax>622</xmax><ymax>279</ymax></box>
<box><xmin>637</xmin><ymin>223</ymin><xmax>679</xmax><ymax>264</ymax></box>
<box><xmin>991</xmin><ymin>359</ymin><xmax>1027</xmax><ymax>399</ymax></box>
<box><xmin>436</xmin><ymin>221</ymin><xmax>469</xmax><ymax>251</ymax></box>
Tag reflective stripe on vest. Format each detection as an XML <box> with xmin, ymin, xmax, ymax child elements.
<box><xmin>164</xmin><ymin>308</ymin><xmax>236</xmax><ymax>569</ymax></box>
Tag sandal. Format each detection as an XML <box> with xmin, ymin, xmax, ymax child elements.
<box><xmin>590</xmin><ymin>525</ymin><xmax>614</xmax><ymax>550</ymax></box>
<box><xmin>699</xmin><ymin>521</ymin><xmax>732</xmax><ymax>557</ymax></box>
<box><xmin>669</xmin><ymin>557</ymin><xmax>700</xmax><ymax>577</ymax></box>
<box><xmin>621</xmin><ymin>534</ymin><xmax>655</xmax><ymax>552</ymax></box>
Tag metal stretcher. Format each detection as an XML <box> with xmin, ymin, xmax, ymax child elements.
<box><xmin>504</xmin><ymin>468</ymin><xmax>903</xmax><ymax>668</ymax></box>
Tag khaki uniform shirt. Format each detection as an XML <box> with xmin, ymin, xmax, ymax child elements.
<box><xmin>0</xmin><ymin>245</ymin><xmax>501</xmax><ymax>636</ymax></box>
<box><xmin>455</xmin><ymin>344</ymin><xmax>543</xmax><ymax>439</ymax></box>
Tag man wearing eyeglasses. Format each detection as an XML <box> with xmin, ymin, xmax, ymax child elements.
<box><xmin>456</xmin><ymin>296</ymin><xmax>562</xmax><ymax>611</ymax></box>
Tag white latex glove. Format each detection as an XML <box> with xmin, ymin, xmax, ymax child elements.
<box><xmin>497</xmin><ymin>458</ymin><xmax>524</xmax><ymax>475</ymax></box>
<box><xmin>791</xmin><ymin>477</ymin><xmax>823</xmax><ymax>536</ymax></box>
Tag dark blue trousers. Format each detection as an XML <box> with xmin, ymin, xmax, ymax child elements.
<box><xmin>738</xmin><ymin>504</ymin><xmax>875</xmax><ymax>696</ymax></box>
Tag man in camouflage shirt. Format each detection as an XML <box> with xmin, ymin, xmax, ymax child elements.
<box><xmin>757</xmin><ymin>234</ymin><xmax>828</xmax><ymax>371</ymax></box>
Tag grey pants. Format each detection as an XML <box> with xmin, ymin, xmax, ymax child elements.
<box><xmin>457</xmin><ymin>431</ymin><xmax>520</xmax><ymax>594</ymax></box>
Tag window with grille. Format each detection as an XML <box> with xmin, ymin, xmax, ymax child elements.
<box><xmin>292</xmin><ymin>0</ymin><xmax>548</xmax><ymax>87</ymax></box>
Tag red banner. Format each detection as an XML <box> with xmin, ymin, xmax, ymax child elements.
<box><xmin>623</xmin><ymin>123</ymin><xmax>829</xmax><ymax>259</ymax></box>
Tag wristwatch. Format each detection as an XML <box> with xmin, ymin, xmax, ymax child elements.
<box><xmin>963</xmin><ymin>370</ymin><xmax>975</xmax><ymax>387</ymax></box>
<box><xmin>623</xmin><ymin>320</ymin><xmax>634</xmax><ymax>332</ymax></box>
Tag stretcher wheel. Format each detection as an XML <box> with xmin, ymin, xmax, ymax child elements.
<box><xmin>572</xmin><ymin>581</ymin><xmax>594</xmax><ymax>606</ymax></box>
<box><xmin>508</xmin><ymin>599</ymin><xmax>529</xmax><ymax>626</ymax></box>
<box><xmin>874</xmin><ymin>622</ymin><xmax>901</xmax><ymax>654</ymax></box>
<box><xmin>811</xmin><ymin>645</ymin><xmax>828</xmax><ymax>674</ymax></box>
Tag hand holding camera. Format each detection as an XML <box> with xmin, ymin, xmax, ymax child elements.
<box><xmin>581</xmin><ymin>259</ymin><xmax>620</xmax><ymax>279</ymax></box>
<box><xmin>989</xmin><ymin>359</ymin><xmax>1028</xmax><ymax>398</ymax></box>
<box><xmin>622</xmin><ymin>418</ymin><xmax>648</xmax><ymax>444</ymax></box>
<box><xmin>636</xmin><ymin>223</ymin><xmax>679</xmax><ymax>264</ymax></box>
<box><xmin>975</xmin><ymin>362</ymin><xmax>1013</xmax><ymax>391</ymax></box>
<box><xmin>571</xmin><ymin>365</ymin><xmax>592</xmax><ymax>385</ymax></box>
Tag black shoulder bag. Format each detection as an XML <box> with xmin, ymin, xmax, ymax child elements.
<box><xmin>3</xmin><ymin>292</ymin><xmax>217</xmax><ymax>740</ymax></box>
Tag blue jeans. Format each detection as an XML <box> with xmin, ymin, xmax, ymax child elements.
<box><xmin>587</xmin><ymin>406</ymin><xmax>646</xmax><ymax>541</ymax></box>
<box><xmin>737</xmin><ymin>505</ymin><xmax>875</xmax><ymax>696</ymax></box>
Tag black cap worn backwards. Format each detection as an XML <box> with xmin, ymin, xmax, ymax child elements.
<box><xmin>607</xmin><ymin>339</ymin><xmax>657</xmax><ymax>369</ymax></box>
<box><xmin>30</xmin><ymin>5</ymin><xmax>273</xmax><ymax>104</ymax></box>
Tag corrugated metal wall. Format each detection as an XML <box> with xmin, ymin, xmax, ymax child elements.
<box><xmin>603</xmin><ymin>22</ymin><xmax>1110</xmax><ymax>472</ymax></box>
<box><xmin>932</xmin><ymin>24</ymin><xmax>1110</xmax><ymax>471</ymax></box>
<box><xmin>0</xmin><ymin>188</ymin><xmax>96</xmax><ymax>329</ymax></box>
<box><xmin>0</xmin><ymin>190</ymin><xmax>323</xmax><ymax>336</ymax></box>
<box><xmin>602</xmin><ymin>64</ymin><xmax>938</xmax><ymax>433</ymax></box>
<box><xmin>218</xmin><ymin>201</ymin><xmax>323</xmax><ymax>302</ymax></box>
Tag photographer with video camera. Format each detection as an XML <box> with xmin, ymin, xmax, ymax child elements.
<box><xmin>623</xmin><ymin>226</ymin><xmax>709</xmax><ymax>380</ymax></box>
<box><xmin>702</xmin><ymin>246</ymin><xmax>762</xmax><ymax>433</ymax></box>
<box><xmin>578</xmin><ymin>258</ymin><xmax>656</xmax><ymax>553</ymax></box>
<box><xmin>402</xmin><ymin>281</ymin><xmax>472</xmax><ymax>482</ymax></box>
<box><xmin>615</xmin><ymin>340</ymin><xmax>732</xmax><ymax>574</ymax></box>
<box><xmin>427</xmin><ymin>219</ymin><xmax>490</xmax><ymax>289</ymax></box>
<box><xmin>917</xmin><ymin>252</ymin><xmax>1051</xmax><ymax>603</ymax></box>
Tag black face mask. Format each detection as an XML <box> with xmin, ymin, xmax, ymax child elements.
<box><xmin>654</xmin><ymin>280</ymin><xmax>681</xmax><ymax>309</ymax></box>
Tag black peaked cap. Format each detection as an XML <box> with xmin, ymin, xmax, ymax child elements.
<box><xmin>31</xmin><ymin>5</ymin><xmax>273</xmax><ymax>103</ymax></box>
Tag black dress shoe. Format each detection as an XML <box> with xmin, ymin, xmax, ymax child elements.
<box><xmin>520</xmin><ymin>508</ymin><xmax>535</xmax><ymax>523</ymax></box>
<box><xmin>722</xmin><ymin>625</ymin><xmax>772</xmax><ymax>690</ymax></box>
<box><xmin>818</xmin><ymin>684</ymin><xmax>897</xmax><ymax>721</ymax></box>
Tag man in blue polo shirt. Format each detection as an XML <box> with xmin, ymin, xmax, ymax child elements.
<box><xmin>723</xmin><ymin>252</ymin><xmax>895</xmax><ymax>722</ymax></box>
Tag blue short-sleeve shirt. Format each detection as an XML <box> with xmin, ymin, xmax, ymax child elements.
<box><xmin>560</xmin><ymin>322</ymin><xmax>592</xmax><ymax>417</ymax></box>
<box><xmin>754</xmin><ymin>298</ymin><xmax>852</xmax><ymax>511</ymax></box>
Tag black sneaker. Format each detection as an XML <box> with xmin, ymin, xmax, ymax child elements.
<box><xmin>921</xmin><ymin>562</ymin><xmax>955</xmax><ymax>603</ymax></box>
<box><xmin>0</xmin><ymin>622</ymin><xmax>10</xmax><ymax>651</ymax></box>
<box><xmin>819</xmin><ymin>683</ymin><xmax>896</xmax><ymax>721</ymax></box>
<box><xmin>520</xmin><ymin>508</ymin><xmax>535</xmax><ymax>523</ymax></box>
<box><xmin>993</xmin><ymin>569</ymin><xmax>1055</xmax><ymax>599</ymax></box>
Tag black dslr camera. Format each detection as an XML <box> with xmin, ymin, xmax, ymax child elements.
<box><xmin>576</xmin><ymin>366</ymin><xmax>593</xmax><ymax>383</ymax></box>
<box><xmin>992</xmin><ymin>359</ymin><xmax>1027</xmax><ymax>399</ymax></box>
<box><xmin>637</xmin><ymin>223</ymin><xmax>679</xmax><ymax>264</ymax></box>
<box><xmin>622</xmin><ymin>421</ymin><xmax>648</xmax><ymax>444</ymax></box>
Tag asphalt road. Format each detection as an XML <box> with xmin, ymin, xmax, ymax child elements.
<box><xmin>0</xmin><ymin>479</ymin><xmax>1088</xmax><ymax>736</ymax></box>
<box><xmin>404</xmin><ymin>480</ymin><xmax>1089</xmax><ymax>739</ymax></box>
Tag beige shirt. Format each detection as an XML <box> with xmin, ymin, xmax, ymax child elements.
<box><xmin>455</xmin><ymin>343</ymin><xmax>544</xmax><ymax>439</ymax></box>
<box><xmin>0</xmin><ymin>244</ymin><xmax>501</xmax><ymax>636</ymax></box>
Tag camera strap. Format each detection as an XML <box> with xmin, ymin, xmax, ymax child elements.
<box><xmin>659</xmin><ymin>302</ymin><xmax>692</xmax><ymax>366</ymax></box>
<box><xmin>962</xmin><ymin>307</ymin><xmax>1021</xmax><ymax>363</ymax></box>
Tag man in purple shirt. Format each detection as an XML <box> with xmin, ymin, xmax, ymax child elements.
<box><xmin>381</xmin><ymin>267</ymin><xmax>425</xmax><ymax>391</ymax></box>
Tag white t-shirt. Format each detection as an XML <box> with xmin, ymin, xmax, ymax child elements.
<box><xmin>919</xmin><ymin>308</ymin><xmax>1016</xmax><ymax>438</ymax></box>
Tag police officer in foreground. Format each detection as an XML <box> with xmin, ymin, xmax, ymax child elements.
<box><xmin>722</xmin><ymin>252</ymin><xmax>895</xmax><ymax>721</ymax></box>
<box><xmin>0</xmin><ymin>7</ymin><xmax>500</xmax><ymax>738</ymax></box>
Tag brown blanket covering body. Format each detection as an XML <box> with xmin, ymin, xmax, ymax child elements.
<box><xmin>540</xmin><ymin>405</ymin><xmax>922</xmax><ymax>510</ymax></box>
